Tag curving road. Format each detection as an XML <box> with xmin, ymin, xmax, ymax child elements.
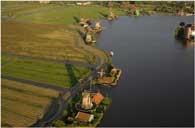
<box><xmin>32</xmin><ymin>28</ymin><xmax>110</xmax><ymax>127</ymax></box>
<box><xmin>1</xmin><ymin>13</ymin><xmax>110</xmax><ymax>125</ymax></box>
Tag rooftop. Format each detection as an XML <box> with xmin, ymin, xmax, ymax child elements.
<box><xmin>92</xmin><ymin>92</ymin><xmax>104</xmax><ymax>105</ymax></box>
<box><xmin>75</xmin><ymin>112</ymin><xmax>94</xmax><ymax>122</ymax></box>
<box><xmin>99</xmin><ymin>77</ymin><xmax>114</xmax><ymax>84</ymax></box>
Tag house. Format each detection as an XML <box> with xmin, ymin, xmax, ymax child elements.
<box><xmin>75</xmin><ymin>112</ymin><xmax>94</xmax><ymax>122</ymax></box>
<box><xmin>76</xmin><ymin>2</ymin><xmax>91</xmax><ymax>6</ymax></box>
<box><xmin>39</xmin><ymin>0</ymin><xmax>50</xmax><ymax>4</ymax></box>
<box><xmin>99</xmin><ymin>77</ymin><xmax>114</xmax><ymax>84</ymax></box>
<box><xmin>92</xmin><ymin>92</ymin><xmax>104</xmax><ymax>105</ymax></box>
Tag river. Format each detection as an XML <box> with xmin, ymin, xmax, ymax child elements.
<box><xmin>95</xmin><ymin>16</ymin><xmax>194</xmax><ymax>127</ymax></box>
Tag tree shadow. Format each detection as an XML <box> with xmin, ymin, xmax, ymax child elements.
<box><xmin>77</xmin><ymin>29</ymin><xmax>86</xmax><ymax>39</ymax></box>
<box><xmin>99</xmin><ymin>12</ymin><xmax>108</xmax><ymax>18</ymax></box>
<box><xmin>73</xmin><ymin>16</ymin><xmax>80</xmax><ymax>23</ymax></box>
<box><xmin>65</xmin><ymin>64</ymin><xmax>78</xmax><ymax>87</ymax></box>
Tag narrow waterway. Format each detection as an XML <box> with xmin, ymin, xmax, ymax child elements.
<box><xmin>96</xmin><ymin>16</ymin><xmax>194</xmax><ymax>127</ymax></box>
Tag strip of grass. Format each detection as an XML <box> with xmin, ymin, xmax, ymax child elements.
<box><xmin>2</xmin><ymin>55</ymin><xmax>91</xmax><ymax>88</ymax></box>
<box><xmin>1</xmin><ymin>79</ymin><xmax>59</xmax><ymax>127</ymax></box>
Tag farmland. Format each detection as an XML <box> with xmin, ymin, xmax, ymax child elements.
<box><xmin>2</xmin><ymin>21</ymin><xmax>96</xmax><ymax>64</ymax></box>
<box><xmin>1</xmin><ymin>2</ymin><xmax>110</xmax><ymax>127</ymax></box>
<box><xmin>2</xmin><ymin>55</ymin><xmax>91</xmax><ymax>88</ymax></box>
<box><xmin>1</xmin><ymin>79</ymin><xmax>59</xmax><ymax>127</ymax></box>
<box><xmin>15</xmin><ymin>5</ymin><xmax>125</xmax><ymax>25</ymax></box>
<box><xmin>2</xmin><ymin>2</ymin><xmax>126</xmax><ymax>25</ymax></box>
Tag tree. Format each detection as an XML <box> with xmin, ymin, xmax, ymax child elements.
<box><xmin>62</xmin><ymin>109</ymin><xmax>68</xmax><ymax>118</ymax></box>
<box><xmin>52</xmin><ymin>120</ymin><xmax>65</xmax><ymax>127</ymax></box>
<box><xmin>102</xmin><ymin>97</ymin><xmax>112</xmax><ymax>105</ymax></box>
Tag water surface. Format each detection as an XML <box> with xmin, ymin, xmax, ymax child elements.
<box><xmin>96</xmin><ymin>16</ymin><xmax>194</xmax><ymax>127</ymax></box>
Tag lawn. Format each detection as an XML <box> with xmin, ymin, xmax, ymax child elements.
<box><xmin>2</xmin><ymin>55</ymin><xmax>92</xmax><ymax>88</ymax></box>
<box><xmin>1</xmin><ymin>79</ymin><xmax>59</xmax><ymax>127</ymax></box>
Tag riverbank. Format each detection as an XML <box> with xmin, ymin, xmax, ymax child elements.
<box><xmin>2</xmin><ymin>2</ymin><xmax>194</xmax><ymax>127</ymax></box>
<box><xmin>51</xmin><ymin>91</ymin><xmax>112</xmax><ymax>127</ymax></box>
<box><xmin>1</xmin><ymin>2</ymin><xmax>112</xmax><ymax>127</ymax></box>
<box><xmin>95</xmin><ymin>15</ymin><xmax>194</xmax><ymax>127</ymax></box>
<box><xmin>2</xmin><ymin>2</ymin><xmax>193</xmax><ymax>25</ymax></box>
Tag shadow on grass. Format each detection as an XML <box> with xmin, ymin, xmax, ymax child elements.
<box><xmin>65</xmin><ymin>64</ymin><xmax>78</xmax><ymax>87</ymax></box>
<box><xmin>99</xmin><ymin>12</ymin><xmax>108</xmax><ymax>18</ymax></box>
<box><xmin>73</xmin><ymin>16</ymin><xmax>80</xmax><ymax>23</ymax></box>
<box><xmin>77</xmin><ymin>29</ymin><xmax>86</xmax><ymax>39</ymax></box>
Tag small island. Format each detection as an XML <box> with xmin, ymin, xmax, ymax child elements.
<box><xmin>94</xmin><ymin>64</ymin><xmax>122</xmax><ymax>86</ymax></box>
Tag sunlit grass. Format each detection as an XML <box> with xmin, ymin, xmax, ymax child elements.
<box><xmin>1</xmin><ymin>79</ymin><xmax>59</xmax><ymax>127</ymax></box>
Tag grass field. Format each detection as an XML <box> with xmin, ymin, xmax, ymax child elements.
<box><xmin>2</xmin><ymin>2</ymin><xmax>48</xmax><ymax>17</ymax></box>
<box><xmin>2</xmin><ymin>2</ymin><xmax>126</xmax><ymax>25</ymax></box>
<box><xmin>16</xmin><ymin>5</ymin><xmax>126</xmax><ymax>25</ymax></box>
<box><xmin>1</xmin><ymin>79</ymin><xmax>59</xmax><ymax>127</ymax></box>
<box><xmin>2</xmin><ymin>55</ymin><xmax>91</xmax><ymax>88</ymax></box>
<box><xmin>1</xmin><ymin>2</ymin><xmax>110</xmax><ymax>126</ymax></box>
<box><xmin>2</xmin><ymin>20</ymin><xmax>96</xmax><ymax>64</ymax></box>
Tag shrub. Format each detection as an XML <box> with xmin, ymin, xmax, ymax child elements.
<box><xmin>102</xmin><ymin>97</ymin><xmax>112</xmax><ymax>105</ymax></box>
<box><xmin>52</xmin><ymin>120</ymin><xmax>65</xmax><ymax>127</ymax></box>
<box><xmin>62</xmin><ymin>109</ymin><xmax>68</xmax><ymax>118</ymax></box>
<box><xmin>96</xmin><ymin>104</ymin><xmax>104</xmax><ymax>113</ymax></box>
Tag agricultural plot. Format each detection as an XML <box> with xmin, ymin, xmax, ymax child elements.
<box><xmin>2</xmin><ymin>2</ymin><xmax>126</xmax><ymax>25</ymax></box>
<box><xmin>2</xmin><ymin>2</ymin><xmax>48</xmax><ymax>17</ymax></box>
<box><xmin>1</xmin><ymin>2</ymin><xmax>109</xmax><ymax>127</ymax></box>
<box><xmin>1</xmin><ymin>79</ymin><xmax>59</xmax><ymax>127</ymax></box>
<box><xmin>16</xmin><ymin>5</ymin><xmax>125</xmax><ymax>25</ymax></box>
<box><xmin>2</xmin><ymin>55</ymin><xmax>92</xmax><ymax>88</ymax></box>
<box><xmin>2</xmin><ymin>21</ymin><xmax>96</xmax><ymax>64</ymax></box>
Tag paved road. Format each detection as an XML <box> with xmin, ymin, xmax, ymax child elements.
<box><xmin>31</xmin><ymin>30</ymin><xmax>110</xmax><ymax>126</ymax></box>
<box><xmin>2</xmin><ymin>52</ymin><xmax>96</xmax><ymax>69</ymax></box>
<box><xmin>1</xmin><ymin>15</ymin><xmax>110</xmax><ymax>126</ymax></box>
<box><xmin>33</xmin><ymin>95</ymin><xmax>67</xmax><ymax>127</ymax></box>
<box><xmin>33</xmin><ymin>34</ymin><xmax>109</xmax><ymax>127</ymax></box>
<box><xmin>33</xmin><ymin>64</ymin><xmax>108</xmax><ymax>127</ymax></box>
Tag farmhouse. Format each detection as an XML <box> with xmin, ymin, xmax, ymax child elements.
<box><xmin>76</xmin><ymin>2</ymin><xmax>91</xmax><ymax>6</ymax></box>
<box><xmin>92</xmin><ymin>92</ymin><xmax>104</xmax><ymax>105</ymax></box>
<box><xmin>75</xmin><ymin>112</ymin><xmax>94</xmax><ymax>122</ymax></box>
<box><xmin>98</xmin><ymin>77</ymin><xmax>114</xmax><ymax>84</ymax></box>
<box><xmin>39</xmin><ymin>0</ymin><xmax>50</xmax><ymax>4</ymax></box>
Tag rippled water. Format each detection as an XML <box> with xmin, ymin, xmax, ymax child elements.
<box><xmin>96</xmin><ymin>16</ymin><xmax>194</xmax><ymax>127</ymax></box>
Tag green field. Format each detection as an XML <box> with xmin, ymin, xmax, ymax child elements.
<box><xmin>1</xmin><ymin>2</ymin><xmax>111</xmax><ymax>127</ymax></box>
<box><xmin>2</xmin><ymin>20</ymin><xmax>96</xmax><ymax>64</ymax></box>
<box><xmin>2</xmin><ymin>55</ymin><xmax>91</xmax><ymax>88</ymax></box>
<box><xmin>1</xmin><ymin>79</ymin><xmax>59</xmax><ymax>127</ymax></box>
<box><xmin>2</xmin><ymin>2</ymin><xmax>126</xmax><ymax>25</ymax></box>
<box><xmin>16</xmin><ymin>5</ymin><xmax>125</xmax><ymax>25</ymax></box>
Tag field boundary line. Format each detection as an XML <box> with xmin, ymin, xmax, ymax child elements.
<box><xmin>1</xmin><ymin>75</ymin><xmax>69</xmax><ymax>92</ymax></box>
<box><xmin>2</xmin><ymin>52</ymin><xmax>96</xmax><ymax>68</ymax></box>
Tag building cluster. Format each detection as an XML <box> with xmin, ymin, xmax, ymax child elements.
<box><xmin>175</xmin><ymin>22</ymin><xmax>195</xmax><ymax>40</ymax></box>
<box><xmin>76</xmin><ymin>2</ymin><xmax>92</xmax><ymax>6</ymax></box>
<box><xmin>75</xmin><ymin>91</ymin><xmax>104</xmax><ymax>122</ymax></box>
<box><xmin>79</xmin><ymin>18</ymin><xmax>103</xmax><ymax>44</ymax></box>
